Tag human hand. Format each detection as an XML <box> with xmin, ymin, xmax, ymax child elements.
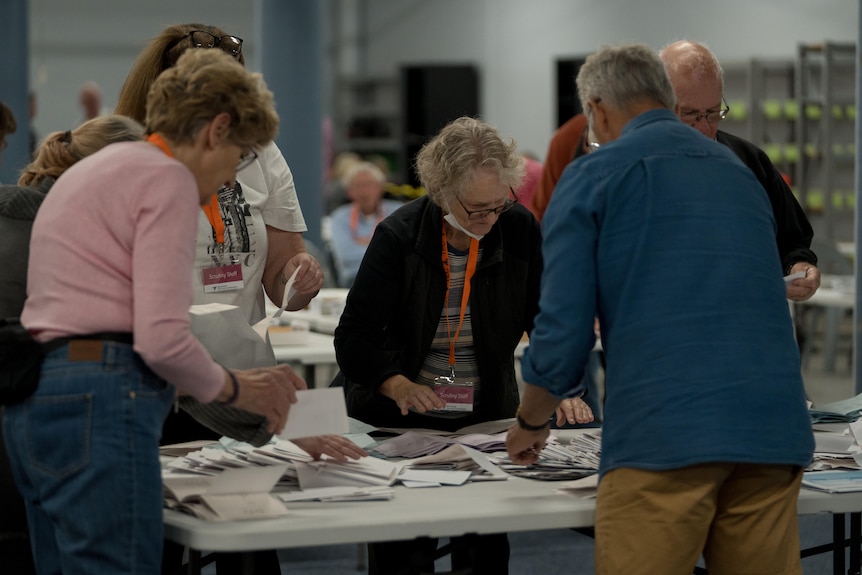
<box><xmin>555</xmin><ymin>397</ymin><xmax>594</xmax><ymax>426</ymax></box>
<box><xmin>378</xmin><ymin>374</ymin><xmax>446</xmax><ymax>416</ymax></box>
<box><xmin>786</xmin><ymin>262</ymin><xmax>821</xmax><ymax>302</ymax></box>
<box><xmin>229</xmin><ymin>364</ymin><xmax>307</xmax><ymax>434</ymax></box>
<box><xmin>505</xmin><ymin>423</ymin><xmax>550</xmax><ymax>465</ymax></box>
<box><xmin>281</xmin><ymin>252</ymin><xmax>323</xmax><ymax>298</ymax></box>
<box><xmin>293</xmin><ymin>435</ymin><xmax>368</xmax><ymax>462</ymax></box>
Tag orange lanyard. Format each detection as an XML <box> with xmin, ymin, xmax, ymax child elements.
<box><xmin>349</xmin><ymin>203</ymin><xmax>384</xmax><ymax>245</ymax></box>
<box><xmin>201</xmin><ymin>195</ymin><xmax>225</xmax><ymax>245</ymax></box>
<box><xmin>147</xmin><ymin>133</ymin><xmax>225</xmax><ymax>244</ymax></box>
<box><xmin>441</xmin><ymin>220</ymin><xmax>479</xmax><ymax>367</ymax></box>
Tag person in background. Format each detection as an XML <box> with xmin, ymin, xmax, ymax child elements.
<box><xmin>76</xmin><ymin>81</ymin><xmax>111</xmax><ymax>125</ymax></box>
<box><xmin>507</xmin><ymin>43</ymin><xmax>813</xmax><ymax>575</ymax></box>
<box><xmin>328</xmin><ymin>161</ymin><xmax>402</xmax><ymax>288</ymax></box>
<box><xmin>516</xmin><ymin>151</ymin><xmax>542</xmax><ymax>219</ymax></box>
<box><xmin>0</xmin><ymin>114</ymin><xmax>144</xmax><ymax>575</ymax></box>
<box><xmin>660</xmin><ymin>40</ymin><xmax>820</xmax><ymax>302</ymax></box>
<box><xmin>0</xmin><ymin>101</ymin><xmax>17</xmax><ymax>174</ymax></box>
<box><xmin>530</xmin><ymin>113</ymin><xmax>587</xmax><ymax>221</ymax></box>
<box><xmin>28</xmin><ymin>92</ymin><xmax>38</xmax><ymax>158</ymax></box>
<box><xmin>5</xmin><ymin>48</ymin><xmax>316</xmax><ymax>575</ymax></box>
<box><xmin>334</xmin><ymin>116</ymin><xmax>593</xmax><ymax>575</ymax></box>
<box><xmin>325</xmin><ymin>150</ymin><xmax>362</xmax><ymax>213</ymax></box>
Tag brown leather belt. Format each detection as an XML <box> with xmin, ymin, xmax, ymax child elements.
<box><xmin>41</xmin><ymin>333</ymin><xmax>134</xmax><ymax>362</ymax></box>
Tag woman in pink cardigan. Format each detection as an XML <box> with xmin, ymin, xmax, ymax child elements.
<box><xmin>4</xmin><ymin>49</ymin><xmax>364</xmax><ymax>575</ymax></box>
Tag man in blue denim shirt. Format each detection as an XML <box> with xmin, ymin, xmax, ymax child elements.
<box><xmin>507</xmin><ymin>43</ymin><xmax>813</xmax><ymax>575</ymax></box>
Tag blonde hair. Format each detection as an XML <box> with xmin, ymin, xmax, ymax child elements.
<box><xmin>145</xmin><ymin>49</ymin><xmax>278</xmax><ymax>150</ymax></box>
<box><xmin>18</xmin><ymin>115</ymin><xmax>144</xmax><ymax>187</ymax></box>
<box><xmin>414</xmin><ymin>116</ymin><xmax>524</xmax><ymax>208</ymax></box>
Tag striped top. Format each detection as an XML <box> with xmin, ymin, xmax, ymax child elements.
<box><xmin>416</xmin><ymin>244</ymin><xmax>483</xmax><ymax>419</ymax></box>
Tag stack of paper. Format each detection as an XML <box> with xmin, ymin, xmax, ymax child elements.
<box><xmin>802</xmin><ymin>470</ymin><xmax>862</xmax><ymax>493</ymax></box>
<box><xmin>493</xmin><ymin>432</ymin><xmax>601</xmax><ymax>481</ymax></box>
<box><xmin>810</xmin><ymin>393</ymin><xmax>862</xmax><ymax>424</ymax></box>
<box><xmin>163</xmin><ymin>464</ymin><xmax>289</xmax><ymax>521</ymax></box>
<box><xmin>278</xmin><ymin>485</ymin><xmax>394</xmax><ymax>502</ymax></box>
<box><xmin>372</xmin><ymin>430</ymin><xmax>507</xmax><ymax>458</ymax></box>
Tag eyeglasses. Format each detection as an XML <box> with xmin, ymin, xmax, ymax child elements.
<box><xmin>456</xmin><ymin>188</ymin><xmax>517</xmax><ymax>221</ymax></box>
<box><xmin>165</xmin><ymin>30</ymin><xmax>244</xmax><ymax>61</ymax></box>
<box><xmin>679</xmin><ymin>97</ymin><xmax>730</xmax><ymax>126</ymax></box>
<box><xmin>237</xmin><ymin>149</ymin><xmax>258</xmax><ymax>171</ymax></box>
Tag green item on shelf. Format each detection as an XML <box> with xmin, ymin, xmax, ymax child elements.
<box><xmin>762</xmin><ymin>100</ymin><xmax>782</xmax><ymax>119</ymax></box>
<box><xmin>806</xmin><ymin>190</ymin><xmax>824</xmax><ymax>212</ymax></box>
<box><xmin>805</xmin><ymin>105</ymin><xmax>822</xmax><ymax>120</ymax></box>
<box><xmin>783</xmin><ymin>101</ymin><xmax>799</xmax><ymax>120</ymax></box>
<box><xmin>847</xmin><ymin>105</ymin><xmax>856</xmax><ymax>120</ymax></box>
<box><xmin>783</xmin><ymin>145</ymin><xmax>800</xmax><ymax>164</ymax></box>
<box><xmin>832</xmin><ymin>105</ymin><xmax>844</xmax><ymax>119</ymax></box>
<box><xmin>763</xmin><ymin>144</ymin><xmax>783</xmax><ymax>163</ymax></box>
<box><xmin>727</xmin><ymin>101</ymin><xmax>747</xmax><ymax>120</ymax></box>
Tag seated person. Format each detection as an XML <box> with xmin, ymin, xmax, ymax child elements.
<box><xmin>328</xmin><ymin>161</ymin><xmax>403</xmax><ymax>287</ymax></box>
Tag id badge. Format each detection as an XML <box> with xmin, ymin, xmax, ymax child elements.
<box><xmin>432</xmin><ymin>374</ymin><xmax>475</xmax><ymax>412</ymax></box>
<box><xmin>202</xmin><ymin>263</ymin><xmax>244</xmax><ymax>293</ymax></box>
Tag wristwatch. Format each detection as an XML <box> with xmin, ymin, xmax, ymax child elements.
<box><xmin>515</xmin><ymin>405</ymin><xmax>551</xmax><ymax>431</ymax></box>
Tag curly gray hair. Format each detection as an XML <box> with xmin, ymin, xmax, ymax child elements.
<box><xmin>414</xmin><ymin>116</ymin><xmax>525</xmax><ymax>209</ymax></box>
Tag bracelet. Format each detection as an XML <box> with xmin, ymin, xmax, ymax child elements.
<box><xmin>219</xmin><ymin>369</ymin><xmax>240</xmax><ymax>405</ymax></box>
<box><xmin>515</xmin><ymin>405</ymin><xmax>551</xmax><ymax>431</ymax></box>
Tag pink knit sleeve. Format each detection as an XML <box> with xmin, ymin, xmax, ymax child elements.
<box><xmin>128</xmin><ymin>166</ymin><xmax>226</xmax><ymax>402</ymax></box>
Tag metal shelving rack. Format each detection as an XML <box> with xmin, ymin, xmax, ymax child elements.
<box><xmin>795</xmin><ymin>42</ymin><xmax>857</xmax><ymax>240</ymax></box>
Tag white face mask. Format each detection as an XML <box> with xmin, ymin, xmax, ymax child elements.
<box><xmin>443</xmin><ymin>213</ymin><xmax>485</xmax><ymax>241</ymax></box>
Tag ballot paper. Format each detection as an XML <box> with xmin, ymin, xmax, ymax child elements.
<box><xmin>278</xmin><ymin>387</ymin><xmax>349</xmax><ymax>440</ymax></box>
<box><xmin>810</xmin><ymin>393</ymin><xmax>862</xmax><ymax>424</ymax></box>
<box><xmin>294</xmin><ymin>455</ymin><xmax>402</xmax><ymax>489</ymax></box>
<box><xmin>252</xmin><ymin>267</ymin><xmax>300</xmax><ymax>341</ymax></box>
<box><xmin>802</xmin><ymin>470</ymin><xmax>862</xmax><ymax>493</ymax></box>
<box><xmin>163</xmin><ymin>464</ymin><xmax>289</xmax><ymax>521</ymax></box>
<box><xmin>784</xmin><ymin>270</ymin><xmax>806</xmax><ymax>284</ymax></box>
<box><xmin>278</xmin><ymin>485</ymin><xmax>394</xmax><ymax>502</ymax></box>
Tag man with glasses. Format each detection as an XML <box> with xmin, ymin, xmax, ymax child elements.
<box><xmin>660</xmin><ymin>40</ymin><xmax>820</xmax><ymax>302</ymax></box>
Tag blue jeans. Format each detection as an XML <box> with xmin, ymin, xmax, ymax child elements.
<box><xmin>3</xmin><ymin>342</ymin><xmax>175</xmax><ymax>575</ymax></box>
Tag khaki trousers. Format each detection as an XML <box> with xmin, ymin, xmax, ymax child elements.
<box><xmin>594</xmin><ymin>462</ymin><xmax>803</xmax><ymax>575</ymax></box>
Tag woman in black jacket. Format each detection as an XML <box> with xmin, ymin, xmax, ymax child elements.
<box><xmin>333</xmin><ymin>116</ymin><xmax>593</xmax><ymax>575</ymax></box>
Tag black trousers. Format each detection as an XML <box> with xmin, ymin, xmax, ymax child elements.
<box><xmin>367</xmin><ymin>533</ymin><xmax>509</xmax><ymax>575</ymax></box>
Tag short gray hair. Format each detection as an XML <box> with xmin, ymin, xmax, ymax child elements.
<box><xmin>577</xmin><ymin>43</ymin><xmax>676</xmax><ymax>113</ymax></box>
<box><xmin>341</xmin><ymin>161</ymin><xmax>386</xmax><ymax>188</ymax></box>
<box><xmin>414</xmin><ymin>116</ymin><xmax>525</xmax><ymax>208</ymax></box>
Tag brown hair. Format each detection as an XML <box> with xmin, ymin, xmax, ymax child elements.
<box><xmin>115</xmin><ymin>23</ymin><xmax>244</xmax><ymax>123</ymax></box>
<box><xmin>18</xmin><ymin>115</ymin><xmax>143</xmax><ymax>187</ymax></box>
<box><xmin>145</xmin><ymin>49</ymin><xmax>278</xmax><ymax>150</ymax></box>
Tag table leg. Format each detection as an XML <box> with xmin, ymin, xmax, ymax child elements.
<box><xmin>835</xmin><ymin>513</ymin><xmax>846</xmax><ymax>575</ymax></box>
<box><xmin>186</xmin><ymin>549</ymin><xmax>202</xmax><ymax>575</ymax></box>
<box><xmin>850</xmin><ymin>512</ymin><xmax>861</xmax><ymax>575</ymax></box>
